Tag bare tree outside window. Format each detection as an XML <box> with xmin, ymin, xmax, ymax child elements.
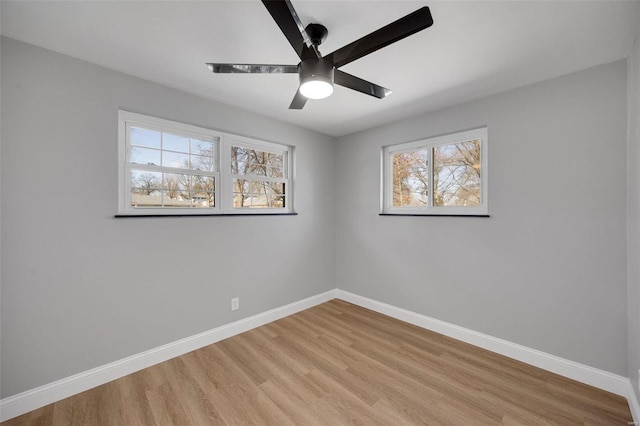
<box><xmin>130</xmin><ymin>171</ymin><xmax>162</xmax><ymax>207</ymax></box>
<box><xmin>231</xmin><ymin>146</ymin><xmax>285</xmax><ymax>208</ymax></box>
<box><xmin>132</xmin><ymin>172</ymin><xmax>161</xmax><ymax>195</ymax></box>
<box><xmin>392</xmin><ymin>149</ymin><xmax>429</xmax><ymax>207</ymax></box>
<box><xmin>433</xmin><ymin>140</ymin><xmax>481</xmax><ymax>207</ymax></box>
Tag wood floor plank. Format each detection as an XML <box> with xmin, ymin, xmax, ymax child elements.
<box><xmin>259</xmin><ymin>378</ymin><xmax>324</xmax><ymax>426</ymax></box>
<box><xmin>304</xmin><ymin>368</ymin><xmax>391</xmax><ymax>426</ymax></box>
<box><xmin>116</xmin><ymin>373</ymin><xmax>159</xmax><ymax>425</ymax></box>
<box><xmin>2</xmin><ymin>300</ymin><xmax>632</xmax><ymax>425</ymax></box>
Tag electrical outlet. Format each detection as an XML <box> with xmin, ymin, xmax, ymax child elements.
<box><xmin>231</xmin><ymin>297</ymin><xmax>239</xmax><ymax>311</ymax></box>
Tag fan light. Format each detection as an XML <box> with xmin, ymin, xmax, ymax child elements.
<box><xmin>300</xmin><ymin>78</ymin><xmax>334</xmax><ymax>99</ymax></box>
<box><xmin>299</xmin><ymin>58</ymin><xmax>335</xmax><ymax>100</ymax></box>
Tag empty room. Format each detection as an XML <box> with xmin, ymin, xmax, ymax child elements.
<box><xmin>2</xmin><ymin>0</ymin><xmax>640</xmax><ymax>424</ymax></box>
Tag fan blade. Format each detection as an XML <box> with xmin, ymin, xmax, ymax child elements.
<box><xmin>262</xmin><ymin>0</ymin><xmax>320</xmax><ymax>60</ymax></box>
<box><xmin>326</xmin><ymin>7</ymin><xmax>433</xmax><ymax>69</ymax></box>
<box><xmin>289</xmin><ymin>90</ymin><xmax>308</xmax><ymax>109</ymax></box>
<box><xmin>207</xmin><ymin>63</ymin><xmax>298</xmax><ymax>74</ymax></box>
<box><xmin>284</xmin><ymin>0</ymin><xmax>321</xmax><ymax>58</ymax></box>
<box><xmin>334</xmin><ymin>70</ymin><xmax>392</xmax><ymax>99</ymax></box>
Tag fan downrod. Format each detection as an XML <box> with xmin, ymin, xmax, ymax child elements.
<box><xmin>305</xmin><ymin>23</ymin><xmax>328</xmax><ymax>46</ymax></box>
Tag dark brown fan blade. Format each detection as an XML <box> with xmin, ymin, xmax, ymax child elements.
<box><xmin>284</xmin><ymin>0</ymin><xmax>320</xmax><ymax>58</ymax></box>
<box><xmin>207</xmin><ymin>64</ymin><xmax>298</xmax><ymax>74</ymax></box>
<box><xmin>325</xmin><ymin>7</ymin><xmax>433</xmax><ymax>69</ymax></box>
<box><xmin>334</xmin><ymin>70</ymin><xmax>392</xmax><ymax>99</ymax></box>
<box><xmin>262</xmin><ymin>0</ymin><xmax>320</xmax><ymax>60</ymax></box>
<box><xmin>289</xmin><ymin>90</ymin><xmax>307</xmax><ymax>109</ymax></box>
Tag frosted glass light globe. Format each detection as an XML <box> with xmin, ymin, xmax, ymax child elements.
<box><xmin>299</xmin><ymin>79</ymin><xmax>334</xmax><ymax>100</ymax></box>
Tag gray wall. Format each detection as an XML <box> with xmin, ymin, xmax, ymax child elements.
<box><xmin>0</xmin><ymin>37</ymin><xmax>336</xmax><ymax>398</ymax></box>
<box><xmin>628</xmin><ymin>32</ymin><xmax>640</xmax><ymax>394</ymax></box>
<box><xmin>336</xmin><ymin>60</ymin><xmax>629</xmax><ymax>375</ymax></box>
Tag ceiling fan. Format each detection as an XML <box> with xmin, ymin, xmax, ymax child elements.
<box><xmin>206</xmin><ymin>0</ymin><xmax>434</xmax><ymax>109</ymax></box>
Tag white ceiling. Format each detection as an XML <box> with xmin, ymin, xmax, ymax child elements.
<box><xmin>2</xmin><ymin>1</ymin><xmax>640</xmax><ymax>137</ymax></box>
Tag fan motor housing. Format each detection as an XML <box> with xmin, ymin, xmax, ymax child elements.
<box><xmin>299</xmin><ymin>58</ymin><xmax>335</xmax><ymax>85</ymax></box>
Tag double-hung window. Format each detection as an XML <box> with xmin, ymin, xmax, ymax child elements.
<box><xmin>381</xmin><ymin>127</ymin><xmax>488</xmax><ymax>215</ymax></box>
<box><xmin>225</xmin><ymin>138</ymin><xmax>289</xmax><ymax>209</ymax></box>
<box><xmin>118</xmin><ymin>111</ymin><xmax>294</xmax><ymax>215</ymax></box>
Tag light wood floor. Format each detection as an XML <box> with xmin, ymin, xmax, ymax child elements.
<box><xmin>2</xmin><ymin>300</ymin><xmax>632</xmax><ymax>425</ymax></box>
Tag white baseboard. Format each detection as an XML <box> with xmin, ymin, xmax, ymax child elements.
<box><xmin>335</xmin><ymin>290</ymin><xmax>631</xmax><ymax>398</ymax></box>
<box><xmin>0</xmin><ymin>290</ymin><xmax>338</xmax><ymax>422</ymax></box>
<box><xmin>627</xmin><ymin>381</ymin><xmax>640</xmax><ymax>424</ymax></box>
<box><xmin>2</xmin><ymin>288</ymin><xmax>637</xmax><ymax>423</ymax></box>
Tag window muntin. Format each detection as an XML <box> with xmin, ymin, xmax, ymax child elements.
<box><xmin>118</xmin><ymin>111</ymin><xmax>293</xmax><ymax>215</ymax></box>
<box><xmin>382</xmin><ymin>127</ymin><xmax>487</xmax><ymax>215</ymax></box>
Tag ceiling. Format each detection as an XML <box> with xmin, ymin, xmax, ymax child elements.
<box><xmin>2</xmin><ymin>1</ymin><xmax>640</xmax><ymax>137</ymax></box>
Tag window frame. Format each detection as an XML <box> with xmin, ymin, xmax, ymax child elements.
<box><xmin>118</xmin><ymin>110</ymin><xmax>294</xmax><ymax>216</ymax></box>
<box><xmin>381</xmin><ymin>127</ymin><xmax>488</xmax><ymax>216</ymax></box>
<box><xmin>222</xmin><ymin>135</ymin><xmax>292</xmax><ymax>214</ymax></box>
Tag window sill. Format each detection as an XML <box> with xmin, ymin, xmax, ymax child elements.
<box><xmin>115</xmin><ymin>213</ymin><xmax>298</xmax><ymax>218</ymax></box>
<box><xmin>379</xmin><ymin>213</ymin><xmax>490</xmax><ymax>217</ymax></box>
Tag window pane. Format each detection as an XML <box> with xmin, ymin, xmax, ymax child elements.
<box><xmin>268</xmin><ymin>152</ymin><xmax>284</xmax><ymax>169</ymax></box>
<box><xmin>192</xmin><ymin>175</ymin><xmax>215</xmax><ymax>192</ymax></box>
<box><xmin>191</xmin><ymin>154</ymin><xmax>214</xmax><ymax>172</ymax></box>
<box><xmin>233</xmin><ymin>179</ymin><xmax>285</xmax><ymax>208</ymax></box>
<box><xmin>163</xmin><ymin>133</ymin><xmax>189</xmax><ymax>153</ymax></box>
<box><xmin>131</xmin><ymin>170</ymin><xmax>162</xmax><ymax>194</ymax></box>
<box><xmin>192</xmin><ymin>139</ymin><xmax>215</xmax><ymax>157</ymax></box>
<box><xmin>130</xmin><ymin>147</ymin><xmax>160</xmax><ymax>166</ymax></box>
<box><xmin>163</xmin><ymin>173</ymin><xmax>188</xmax><ymax>203</ymax></box>
<box><xmin>131</xmin><ymin>127</ymin><xmax>161</xmax><ymax>149</ymax></box>
<box><xmin>433</xmin><ymin>140</ymin><xmax>481</xmax><ymax>207</ymax></box>
<box><xmin>267</xmin><ymin>166</ymin><xmax>284</xmax><ymax>178</ymax></box>
<box><xmin>130</xmin><ymin>170</ymin><xmax>162</xmax><ymax>207</ymax></box>
<box><xmin>163</xmin><ymin>151</ymin><xmax>190</xmax><ymax>169</ymax></box>
<box><xmin>231</xmin><ymin>146</ymin><xmax>247</xmax><ymax>174</ymax></box>
<box><xmin>191</xmin><ymin>188</ymin><xmax>215</xmax><ymax>208</ymax></box>
<box><xmin>231</xmin><ymin>146</ymin><xmax>284</xmax><ymax>178</ymax></box>
<box><xmin>161</xmin><ymin>173</ymin><xmax>215</xmax><ymax>208</ymax></box>
<box><xmin>192</xmin><ymin>175</ymin><xmax>215</xmax><ymax>208</ymax></box>
<box><xmin>244</xmin><ymin>149</ymin><xmax>266</xmax><ymax>176</ymax></box>
<box><xmin>392</xmin><ymin>150</ymin><xmax>429</xmax><ymax>207</ymax></box>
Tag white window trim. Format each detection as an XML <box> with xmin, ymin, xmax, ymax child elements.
<box><xmin>118</xmin><ymin>110</ymin><xmax>294</xmax><ymax>216</ymax></box>
<box><xmin>381</xmin><ymin>127</ymin><xmax>488</xmax><ymax>216</ymax></box>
